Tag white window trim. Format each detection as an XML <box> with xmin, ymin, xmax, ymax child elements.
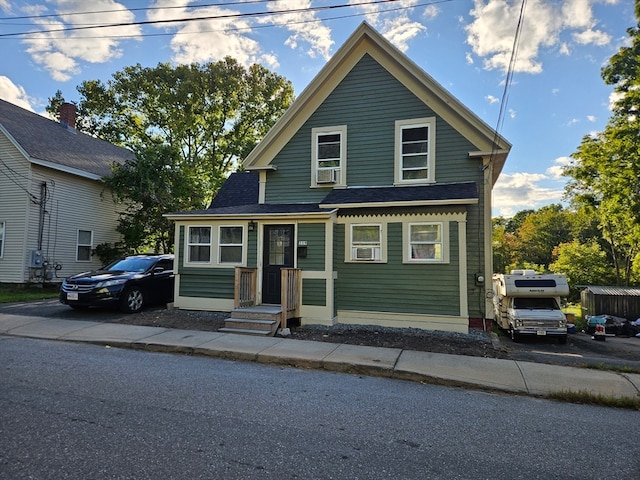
<box><xmin>403</xmin><ymin>221</ymin><xmax>449</xmax><ymax>264</ymax></box>
<box><xmin>311</xmin><ymin>125</ymin><xmax>347</xmax><ymax>188</ymax></box>
<box><xmin>394</xmin><ymin>117</ymin><xmax>436</xmax><ymax>185</ymax></box>
<box><xmin>76</xmin><ymin>229</ymin><xmax>93</xmax><ymax>262</ymax></box>
<box><xmin>186</xmin><ymin>225</ymin><xmax>213</xmax><ymax>265</ymax></box>
<box><xmin>217</xmin><ymin>225</ymin><xmax>246</xmax><ymax>266</ymax></box>
<box><xmin>0</xmin><ymin>221</ymin><xmax>5</xmax><ymax>258</ymax></box>
<box><xmin>345</xmin><ymin>222</ymin><xmax>386</xmax><ymax>263</ymax></box>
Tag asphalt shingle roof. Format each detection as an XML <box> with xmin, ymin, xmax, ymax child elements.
<box><xmin>0</xmin><ymin>98</ymin><xmax>134</xmax><ymax>178</ymax></box>
<box><xmin>320</xmin><ymin>182</ymin><xmax>478</xmax><ymax>206</ymax></box>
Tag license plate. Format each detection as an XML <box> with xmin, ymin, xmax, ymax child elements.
<box><xmin>67</xmin><ymin>292</ymin><xmax>78</xmax><ymax>301</ymax></box>
<box><xmin>536</xmin><ymin>330</ymin><xmax>546</xmax><ymax>336</ymax></box>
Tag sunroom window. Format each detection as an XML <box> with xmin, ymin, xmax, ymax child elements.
<box><xmin>218</xmin><ymin>226</ymin><xmax>244</xmax><ymax>264</ymax></box>
<box><xmin>187</xmin><ymin>226</ymin><xmax>211</xmax><ymax>263</ymax></box>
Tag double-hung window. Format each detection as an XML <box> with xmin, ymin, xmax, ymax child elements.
<box><xmin>76</xmin><ymin>229</ymin><xmax>92</xmax><ymax>261</ymax></box>
<box><xmin>312</xmin><ymin>125</ymin><xmax>346</xmax><ymax>186</ymax></box>
<box><xmin>218</xmin><ymin>226</ymin><xmax>244</xmax><ymax>264</ymax></box>
<box><xmin>188</xmin><ymin>226</ymin><xmax>211</xmax><ymax>263</ymax></box>
<box><xmin>405</xmin><ymin>222</ymin><xmax>446</xmax><ymax>263</ymax></box>
<box><xmin>395</xmin><ymin>117</ymin><xmax>435</xmax><ymax>184</ymax></box>
<box><xmin>350</xmin><ymin>224</ymin><xmax>382</xmax><ymax>261</ymax></box>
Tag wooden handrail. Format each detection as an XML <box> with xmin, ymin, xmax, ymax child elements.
<box><xmin>234</xmin><ymin>267</ymin><xmax>257</xmax><ymax>309</ymax></box>
<box><xmin>280</xmin><ymin>268</ymin><xmax>302</xmax><ymax>330</ymax></box>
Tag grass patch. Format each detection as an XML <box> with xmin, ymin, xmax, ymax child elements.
<box><xmin>581</xmin><ymin>363</ymin><xmax>640</xmax><ymax>375</ymax></box>
<box><xmin>548</xmin><ymin>389</ymin><xmax>640</xmax><ymax>410</ymax></box>
<box><xmin>0</xmin><ymin>283</ymin><xmax>59</xmax><ymax>303</ymax></box>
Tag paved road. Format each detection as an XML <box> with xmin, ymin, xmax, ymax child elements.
<box><xmin>2</xmin><ymin>336</ymin><xmax>639</xmax><ymax>480</ymax></box>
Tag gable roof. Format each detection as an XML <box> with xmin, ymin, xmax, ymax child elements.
<box><xmin>0</xmin><ymin>98</ymin><xmax>134</xmax><ymax>180</ymax></box>
<box><xmin>243</xmin><ymin>22</ymin><xmax>510</xmax><ymax>185</ymax></box>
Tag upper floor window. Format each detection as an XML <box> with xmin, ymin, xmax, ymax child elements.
<box><xmin>395</xmin><ymin>117</ymin><xmax>436</xmax><ymax>184</ymax></box>
<box><xmin>76</xmin><ymin>229</ymin><xmax>92</xmax><ymax>262</ymax></box>
<box><xmin>187</xmin><ymin>226</ymin><xmax>211</xmax><ymax>263</ymax></box>
<box><xmin>312</xmin><ymin>125</ymin><xmax>347</xmax><ymax>187</ymax></box>
<box><xmin>218</xmin><ymin>225</ymin><xmax>244</xmax><ymax>264</ymax></box>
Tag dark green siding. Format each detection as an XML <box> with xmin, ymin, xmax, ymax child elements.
<box><xmin>335</xmin><ymin>221</ymin><xmax>461</xmax><ymax>316</ymax></box>
<box><xmin>302</xmin><ymin>278</ymin><xmax>326</xmax><ymax>306</ymax></box>
<box><xmin>265</xmin><ymin>54</ymin><xmax>481</xmax><ymax>203</ymax></box>
<box><xmin>297</xmin><ymin>223</ymin><xmax>325</xmax><ymax>271</ymax></box>
<box><xmin>179</xmin><ymin>268</ymin><xmax>235</xmax><ymax>299</ymax></box>
<box><xmin>177</xmin><ymin>225</ymin><xmax>254</xmax><ymax>300</ymax></box>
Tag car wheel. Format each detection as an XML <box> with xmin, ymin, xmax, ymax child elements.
<box><xmin>121</xmin><ymin>287</ymin><xmax>144</xmax><ymax>313</ymax></box>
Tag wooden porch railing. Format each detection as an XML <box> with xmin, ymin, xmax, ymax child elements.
<box><xmin>234</xmin><ymin>267</ymin><xmax>257</xmax><ymax>309</ymax></box>
<box><xmin>281</xmin><ymin>268</ymin><xmax>302</xmax><ymax>330</ymax></box>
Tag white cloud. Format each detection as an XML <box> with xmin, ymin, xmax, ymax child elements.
<box><xmin>587</xmin><ymin>114</ymin><xmax>596</xmax><ymax>122</ymax></box>
<box><xmin>350</xmin><ymin>0</ymin><xmax>427</xmax><ymax>52</ymax></box>
<box><xmin>546</xmin><ymin>156</ymin><xmax>572</xmax><ymax>179</ymax></box>
<box><xmin>0</xmin><ymin>76</ymin><xmax>34</xmax><ymax>110</ymax></box>
<box><xmin>492</xmin><ymin>172</ymin><xmax>564</xmax><ymax>216</ymax></box>
<box><xmin>265</xmin><ymin>1</ymin><xmax>333</xmax><ymax>61</ymax></box>
<box><xmin>22</xmin><ymin>0</ymin><xmax>142</xmax><ymax>81</ymax></box>
<box><xmin>465</xmin><ymin>0</ymin><xmax>613</xmax><ymax>74</ymax></box>
<box><xmin>486</xmin><ymin>94</ymin><xmax>499</xmax><ymax>104</ymax></box>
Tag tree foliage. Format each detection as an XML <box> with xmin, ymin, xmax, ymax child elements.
<box><xmin>49</xmin><ymin>58</ymin><xmax>294</xmax><ymax>252</ymax></box>
<box><xmin>562</xmin><ymin>5</ymin><xmax>640</xmax><ymax>285</ymax></box>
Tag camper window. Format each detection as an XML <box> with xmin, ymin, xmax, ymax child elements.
<box><xmin>513</xmin><ymin>297</ymin><xmax>559</xmax><ymax>310</ymax></box>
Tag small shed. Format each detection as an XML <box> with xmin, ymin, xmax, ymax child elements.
<box><xmin>580</xmin><ymin>286</ymin><xmax>640</xmax><ymax>320</ymax></box>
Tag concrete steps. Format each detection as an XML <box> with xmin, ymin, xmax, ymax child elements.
<box><xmin>220</xmin><ymin>305</ymin><xmax>281</xmax><ymax>336</ymax></box>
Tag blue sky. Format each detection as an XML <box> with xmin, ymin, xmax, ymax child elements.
<box><xmin>0</xmin><ymin>0</ymin><xmax>633</xmax><ymax>216</ymax></box>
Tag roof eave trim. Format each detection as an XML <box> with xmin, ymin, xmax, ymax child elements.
<box><xmin>164</xmin><ymin>209</ymin><xmax>338</xmax><ymax>221</ymax></box>
<box><xmin>245</xmin><ymin>165</ymin><xmax>277</xmax><ymax>171</ymax></box>
<box><xmin>320</xmin><ymin>199</ymin><xmax>478</xmax><ymax>209</ymax></box>
<box><xmin>29</xmin><ymin>157</ymin><xmax>104</xmax><ymax>181</ymax></box>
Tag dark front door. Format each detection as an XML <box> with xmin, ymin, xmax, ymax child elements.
<box><xmin>262</xmin><ymin>225</ymin><xmax>295</xmax><ymax>304</ymax></box>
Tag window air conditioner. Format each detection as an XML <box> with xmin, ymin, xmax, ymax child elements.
<box><xmin>316</xmin><ymin>168</ymin><xmax>337</xmax><ymax>184</ymax></box>
<box><xmin>354</xmin><ymin>247</ymin><xmax>378</xmax><ymax>261</ymax></box>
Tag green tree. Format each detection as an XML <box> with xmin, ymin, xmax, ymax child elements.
<box><xmin>549</xmin><ymin>240</ymin><xmax>614</xmax><ymax>301</ymax></box>
<box><xmin>512</xmin><ymin>204</ymin><xmax>573</xmax><ymax>269</ymax></box>
<box><xmin>50</xmin><ymin>58</ymin><xmax>294</xmax><ymax>252</ymax></box>
<box><xmin>563</xmin><ymin>5</ymin><xmax>640</xmax><ymax>285</ymax></box>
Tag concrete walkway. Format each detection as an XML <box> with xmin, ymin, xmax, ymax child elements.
<box><xmin>2</xmin><ymin>313</ymin><xmax>639</xmax><ymax>402</ymax></box>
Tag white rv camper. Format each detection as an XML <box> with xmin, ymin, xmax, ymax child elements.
<box><xmin>492</xmin><ymin>270</ymin><xmax>569</xmax><ymax>343</ymax></box>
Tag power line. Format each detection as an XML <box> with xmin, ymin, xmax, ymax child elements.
<box><xmin>0</xmin><ymin>0</ymin><xmax>408</xmax><ymax>39</ymax></box>
<box><xmin>0</xmin><ymin>1</ymin><xmax>275</xmax><ymax>22</ymax></box>
<box><xmin>0</xmin><ymin>1</ymin><xmax>446</xmax><ymax>42</ymax></box>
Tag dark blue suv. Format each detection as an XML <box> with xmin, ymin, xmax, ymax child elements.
<box><xmin>60</xmin><ymin>254</ymin><xmax>174</xmax><ymax>313</ymax></box>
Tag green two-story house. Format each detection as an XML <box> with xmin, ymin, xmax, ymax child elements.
<box><xmin>165</xmin><ymin>23</ymin><xmax>511</xmax><ymax>335</ymax></box>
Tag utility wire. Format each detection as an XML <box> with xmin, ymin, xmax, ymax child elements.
<box><xmin>0</xmin><ymin>1</ymin><xmax>445</xmax><ymax>42</ymax></box>
<box><xmin>489</xmin><ymin>0</ymin><xmax>526</xmax><ymax>164</ymax></box>
<box><xmin>0</xmin><ymin>0</ymin><xmax>405</xmax><ymax>39</ymax></box>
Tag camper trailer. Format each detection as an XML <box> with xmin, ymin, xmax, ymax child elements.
<box><xmin>493</xmin><ymin>270</ymin><xmax>569</xmax><ymax>343</ymax></box>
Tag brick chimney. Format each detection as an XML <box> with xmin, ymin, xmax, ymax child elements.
<box><xmin>59</xmin><ymin>102</ymin><xmax>76</xmax><ymax>130</ymax></box>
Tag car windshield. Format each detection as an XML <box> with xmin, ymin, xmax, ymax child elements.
<box><xmin>513</xmin><ymin>297</ymin><xmax>559</xmax><ymax>309</ymax></box>
<box><xmin>106</xmin><ymin>257</ymin><xmax>156</xmax><ymax>273</ymax></box>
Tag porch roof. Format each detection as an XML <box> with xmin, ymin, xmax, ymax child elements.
<box><xmin>319</xmin><ymin>182</ymin><xmax>478</xmax><ymax>209</ymax></box>
<box><xmin>165</xmin><ymin>202</ymin><xmax>336</xmax><ymax>220</ymax></box>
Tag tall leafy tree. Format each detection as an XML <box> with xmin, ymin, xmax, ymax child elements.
<box><xmin>563</xmin><ymin>3</ymin><xmax>640</xmax><ymax>285</ymax></box>
<box><xmin>49</xmin><ymin>58</ymin><xmax>294</xmax><ymax>252</ymax></box>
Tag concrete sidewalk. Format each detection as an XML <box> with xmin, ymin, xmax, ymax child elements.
<box><xmin>2</xmin><ymin>313</ymin><xmax>639</xmax><ymax>401</ymax></box>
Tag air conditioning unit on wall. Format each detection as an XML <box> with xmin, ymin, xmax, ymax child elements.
<box><xmin>316</xmin><ymin>168</ymin><xmax>337</xmax><ymax>184</ymax></box>
<box><xmin>353</xmin><ymin>247</ymin><xmax>379</xmax><ymax>261</ymax></box>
